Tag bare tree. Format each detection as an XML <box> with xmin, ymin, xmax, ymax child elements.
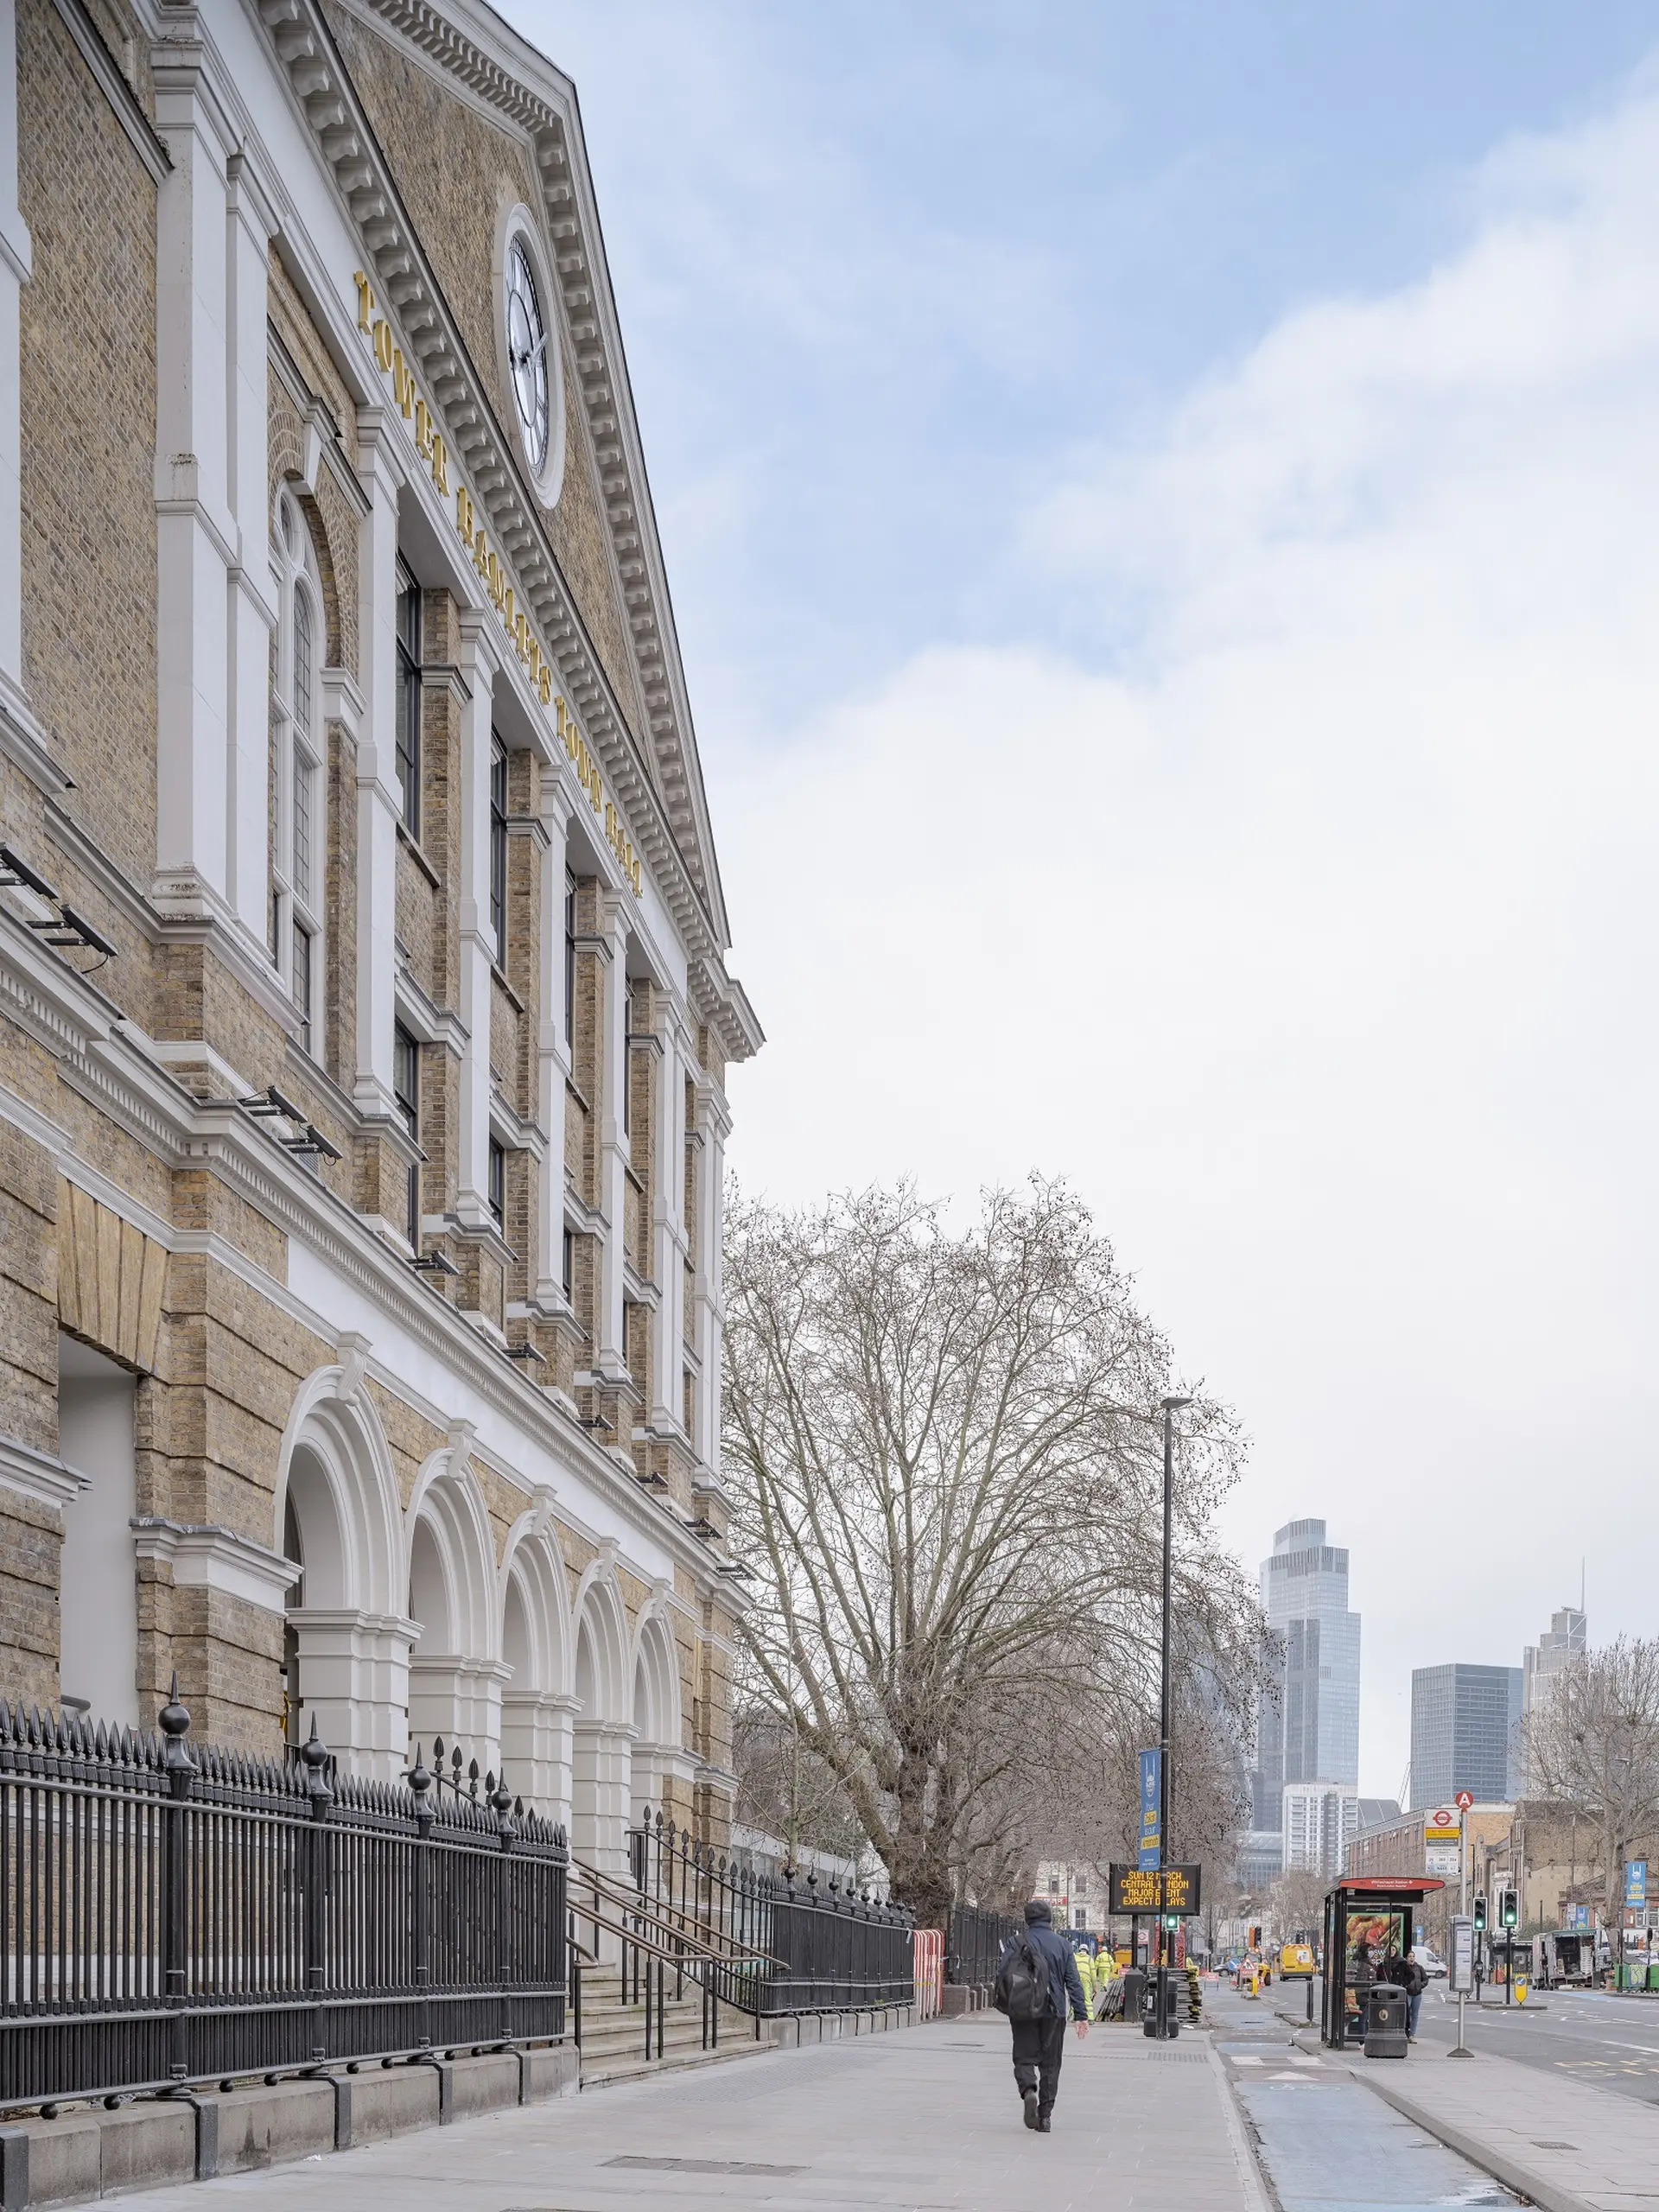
<box><xmin>1522</xmin><ymin>1637</ymin><xmax>1659</xmax><ymax>1929</ymax></box>
<box><xmin>1267</xmin><ymin>1866</ymin><xmax>1327</xmax><ymax>1947</ymax></box>
<box><xmin>721</xmin><ymin>1176</ymin><xmax>1265</xmax><ymax>1929</ymax></box>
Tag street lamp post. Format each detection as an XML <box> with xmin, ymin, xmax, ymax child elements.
<box><xmin>1155</xmin><ymin>1393</ymin><xmax>1192</xmax><ymax>2039</ymax></box>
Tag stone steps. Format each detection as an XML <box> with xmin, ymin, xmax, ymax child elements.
<box><xmin>575</xmin><ymin>1972</ymin><xmax>761</xmax><ymax>2088</ymax></box>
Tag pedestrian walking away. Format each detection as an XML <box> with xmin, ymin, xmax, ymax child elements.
<box><xmin>994</xmin><ymin>1897</ymin><xmax>1090</xmax><ymax>2133</ymax></box>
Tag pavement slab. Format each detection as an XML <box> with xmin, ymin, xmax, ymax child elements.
<box><xmin>116</xmin><ymin>2020</ymin><xmax>1268</xmax><ymax>2212</ymax></box>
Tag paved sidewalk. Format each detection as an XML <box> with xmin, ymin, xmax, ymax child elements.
<box><xmin>122</xmin><ymin>2018</ymin><xmax>1264</xmax><ymax>2212</ymax></box>
<box><xmin>1256</xmin><ymin>1982</ymin><xmax>1659</xmax><ymax>2211</ymax></box>
<box><xmin>1362</xmin><ymin>2053</ymin><xmax>1659</xmax><ymax>2212</ymax></box>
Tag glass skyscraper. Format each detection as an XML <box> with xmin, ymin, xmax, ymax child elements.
<box><xmin>1245</xmin><ymin>1519</ymin><xmax>1362</xmax><ymax>1879</ymax></box>
<box><xmin>1409</xmin><ymin>1663</ymin><xmax>1523</xmax><ymax>1808</ymax></box>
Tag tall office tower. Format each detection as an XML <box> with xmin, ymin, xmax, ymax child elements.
<box><xmin>1245</xmin><ymin>1520</ymin><xmax>1363</xmax><ymax>1878</ymax></box>
<box><xmin>1409</xmin><ymin>1665</ymin><xmax>1524</xmax><ymax>1809</ymax></box>
<box><xmin>1519</xmin><ymin>1606</ymin><xmax>1587</xmax><ymax>1795</ymax></box>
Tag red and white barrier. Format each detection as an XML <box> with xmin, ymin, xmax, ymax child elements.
<box><xmin>913</xmin><ymin>1927</ymin><xmax>944</xmax><ymax>2018</ymax></box>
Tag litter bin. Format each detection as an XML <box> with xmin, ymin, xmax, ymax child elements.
<box><xmin>1647</xmin><ymin>1963</ymin><xmax>1659</xmax><ymax>1994</ymax></box>
<box><xmin>1364</xmin><ymin>1983</ymin><xmax>1409</xmax><ymax>2058</ymax></box>
<box><xmin>1122</xmin><ymin>1968</ymin><xmax>1145</xmax><ymax>2025</ymax></box>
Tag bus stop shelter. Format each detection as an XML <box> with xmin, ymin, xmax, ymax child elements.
<box><xmin>1321</xmin><ymin>1876</ymin><xmax>1445</xmax><ymax>2049</ymax></box>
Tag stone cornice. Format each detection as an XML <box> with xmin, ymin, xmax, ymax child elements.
<box><xmin>250</xmin><ymin>0</ymin><xmax>759</xmax><ymax>1066</ymax></box>
<box><xmin>0</xmin><ymin>1433</ymin><xmax>89</xmax><ymax>1513</ymax></box>
<box><xmin>336</xmin><ymin>0</ymin><xmax>727</xmax><ymax>932</ymax></box>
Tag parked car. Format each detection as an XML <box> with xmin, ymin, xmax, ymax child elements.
<box><xmin>1410</xmin><ymin>1945</ymin><xmax>1447</xmax><ymax>1979</ymax></box>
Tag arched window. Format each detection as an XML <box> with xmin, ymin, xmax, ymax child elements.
<box><xmin>271</xmin><ymin>490</ymin><xmax>325</xmax><ymax>1059</ymax></box>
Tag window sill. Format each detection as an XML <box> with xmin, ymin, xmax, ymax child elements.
<box><xmin>396</xmin><ymin>819</ymin><xmax>442</xmax><ymax>890</ymax></box>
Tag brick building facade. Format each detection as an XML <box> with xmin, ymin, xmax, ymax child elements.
<box><xmin>0</xmin><ymin>0</ymin><xmax>760</xmax><ymax>1868</ymax></box>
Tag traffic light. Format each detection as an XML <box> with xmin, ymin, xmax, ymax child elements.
<box><xmin>1473</xmin><ymin>1892</ymin><xmax>1486</xmax><ymax>1932</ymax></box>
<box><xmin>1249</xmin><ymin>1924</ymin><xmax>1262</xmax><ymax>1948</ymax></box>
<box><xmin>1501</xmin><ymin>1889</ymin><xmax>1518</xmax><ymax>1930</ymax></box>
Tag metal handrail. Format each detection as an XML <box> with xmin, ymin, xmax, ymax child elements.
<box><xmin>568</xmin><ymin>1858</ymin><xmax>784</xmax><ymax>1972</ymax></box>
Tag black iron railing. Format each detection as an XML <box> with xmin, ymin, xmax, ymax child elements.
<box><xmin>946</xmin><ymin>1902</ymin><xmax>1020</xmax><ymax>1986</ymax></box>
<box><xmin>627</xmin><ymin>1808</ymin><xmax>914</xmax><ymax>2024</ymax></box>
<box><xmin>0</xmin><ymin>1687</ymin><xmax>567</xmax><ymax>2107</ymax></box>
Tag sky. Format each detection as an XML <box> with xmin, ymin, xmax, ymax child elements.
<box><xmin>507</xmin><ymin>0</ymin><xmax>1659</xmax><ymax>1803</ymax></box>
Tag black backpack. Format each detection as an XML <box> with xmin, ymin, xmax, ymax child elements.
<box><xmin>994</xmin><ymin>1930</ymin><xmax>1052</xmax><ymax>2023</ymax></box>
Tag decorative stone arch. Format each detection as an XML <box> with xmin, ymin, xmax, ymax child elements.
<box><xmin>273</xmin><ymin>1355</ymin><xmax>410</xmax><ymax>1780</ymax></box>
<box><xmin>630</xmin><ymin>1593</ymin><xmax>693</xmax><ymax>1827</ymax></box>
<box><xmin>569</xmin><ymin>1549</ymin><xmax>634</xmax><ymax>1878</ymax></box>
<box><xmin>404</xmin><ymin>1427</ymin><xmax>508</xmax><ymax>1767</ymax></box>
<box><xmin>498</xmin><ymin>1491</ymin><xmax>576</xmax><ymax>1823</ymax></box>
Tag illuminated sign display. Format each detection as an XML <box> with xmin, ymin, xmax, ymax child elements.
<box><xmin>1109</xmin><ymin>1864</ymin><xmax>1202</xmax><ymax>1917</ymax></box>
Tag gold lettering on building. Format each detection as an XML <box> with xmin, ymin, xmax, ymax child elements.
<box><xmin>355</xmin><ymin>271</ymin><xmax>640</xmax><ymax>898</ymax></box>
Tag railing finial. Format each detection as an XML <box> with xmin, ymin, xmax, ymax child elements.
<box><xmin>300</xmin><ymin>1716</ymin><xmax>334</xmax><ymax>1810</ymax></box>
<box><xmin>158</xmin><ymin>1673</ymin><xmax>195</xmax><ymax>1787</ymax></box>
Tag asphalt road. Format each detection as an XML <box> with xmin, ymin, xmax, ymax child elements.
<box><xmin>1402</xmin><ymin>1980</ymin><xmax>1659</xmax><ymax>2107</ymax></box>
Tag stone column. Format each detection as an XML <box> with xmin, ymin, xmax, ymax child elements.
<box><xmin>351</xmin><ymin>413</ymin><xmax>405</xmax><ymax>1124</ymax></box>
<box><xmin>285</xmin><ymin>1605</ymin><xmax>416</xmax><ymax>1783</ymax></box>
<box><xmin>571</xmin><ymin>1719</ymin><xmax>634</xmax><ymax>1875</ymax></box>
<box><xmin>500</xmin><ymin>1687</ymin><xmax>576</xmax><ymax>1827</ymax></box>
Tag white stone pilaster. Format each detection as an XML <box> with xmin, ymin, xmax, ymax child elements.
<box><xmin>0</xmin><ymin>0</ymin><xmax>29</xmax><ymax>709</ymax></box>
<box><xmin>649</xmin><ymin>1010</ymin><xmax>688</xmax><ymax>1431</ymax></box>
<box><xmin>407</xmin><ymin>1652</ymin><xmax>510</xmax><ymax>1772</ymax></box>
<box><xmin>454</xmin><ymin>610</ymin><xmax>495</xmax><ymax>1229</ymax></box>
<box><xmin>151</xmin><ymin>55</ymin><xmax>238</xmax><ymax>919</ymax></box>
<box><xmin>691</xmin><ymin>1083</ymin><xmax>731</xmax><ymax>1470</ymax></box>
<box><xmin>533</xmin><ymin>782</ymin><xmax>575</xmax><ymax>1308</ymax></box>
<box><xmin>224</xmin><ymin>152</ymin><xmax>277</xmax><ymax>944</ymax></box>
<box><xmin>595</xmin><ymin>892</ymin><xmax>631</xmax><ymax>1379</ymax></box>
<box><xmin>353</xmin><ymin>415</ymin><xmax>404</xmax><ymax>1121</ymax></box>
<box><xmin>571</xmin><ymin>1719</ymin><xmax>633</xmax><ymax>1875</ymax></box>
<box><xmin>500</xmin><ymin>1688</ymin><xmax>576</xmax><ymax>1827</ymax></box>
<box><xmin>284</xmin><ymin>1607</ymin><xmax>415</xmax><ymax>1783</ymax></box>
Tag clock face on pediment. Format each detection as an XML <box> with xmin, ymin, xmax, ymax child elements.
<box><xmin>505</xmin><ymin>236</ymin><xmax>550</xmax><ymax>476</ymax></box>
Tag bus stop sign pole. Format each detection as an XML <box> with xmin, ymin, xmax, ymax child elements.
<box><xmin>1450</xmin><ymin>1814</ymin><xmax>1472</xmax><ymax>2057</ymax></box>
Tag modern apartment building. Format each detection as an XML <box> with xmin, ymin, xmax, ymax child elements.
<box><xmin>1245</xmin><ymin>1518</ymin><xmax>1362</xmax><ymax>1878</ymax></box>
<box><xmin>0</xmin><ymin>0</ymin><xmax>759</xmax><ymax>1866</ymax></box>
<box><xmin>1409</xmin><ymin>1664</ymin><xmax>1523</xmax><ymax>1809</ymax></box>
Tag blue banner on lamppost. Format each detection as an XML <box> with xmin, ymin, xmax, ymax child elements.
<box><xmin>1626</xmin><ymin>1860</ymin><xmax>1648</xmax><ymax>1910</ymax></box>
<box><xmin>1139</xmin><ymin>1747</ymin><xmax>1162</xmax><ymax>1870</ymax></box>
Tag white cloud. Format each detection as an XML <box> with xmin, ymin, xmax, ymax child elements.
<box><xmin>719</xmin><ymin>88</ymin><xmax>1659</xmax><ymax>1797</ymax></box>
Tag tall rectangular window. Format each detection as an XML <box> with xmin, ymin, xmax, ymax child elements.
<box><xmin>563</xmin><ymin>873</ymin><xmax>576</xmax><ymax>1049</ymax></box>
<box><xmin>393</xmin><ymin>1022</ymin><xmax>421</xmax><ymax>1245</ymax></box>
<box><xmin>395</xmin><ymin>565</ymin><xmax>421</xmax><ymax>838</ymax></box>
<box><xmin>293</xmin><ymin>922</ymin><xmax>313</xmax><ymax>1057</ymax></box>
<box><xmin>489</xmin><ymin>734</ymin><xmax>508</xmax><ymax>957</ymax></box>
<box><xmin>562</xmin><ymin>1226</ymin><xmax>574</xmax><ymax>1301</ymax></box>
<box><xmin>487</xmin><ymin>1135</ymin><xmax>505</xmax><ymax>1228</ymax></box>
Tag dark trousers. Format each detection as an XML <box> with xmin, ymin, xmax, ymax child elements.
<box><xmin>1011</xmin><ymin>2015</ymin><xmax>1067</xmax><ymax>2115</ymax></box>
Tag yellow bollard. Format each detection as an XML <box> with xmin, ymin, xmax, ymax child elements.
<box><xmin>1514</xmin><ymin>1975</ymin><xmax>1529</xmax><ymax>2005</ymax></box>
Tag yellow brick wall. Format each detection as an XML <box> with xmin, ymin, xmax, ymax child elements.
<box><xmin>16</xmin><ymin>0</ymin><xmax>158</xmax><ymax>890</ymax></box>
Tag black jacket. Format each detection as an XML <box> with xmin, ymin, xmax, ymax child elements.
<box><xmin>1003</xmin><ymin>1916</ymin><xmax>1089</xmax><ymax>2022</ymax></box>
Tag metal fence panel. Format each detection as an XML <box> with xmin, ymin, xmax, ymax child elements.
<box><xmin>0</xmin><ymin>1690</ymin><xmax>567</xmax><ymax>2107</ymax></box>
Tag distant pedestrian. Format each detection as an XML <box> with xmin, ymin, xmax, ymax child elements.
<box><xmin>1396</xmin><ymin>1948</ymin><xmax>1428</xmax><ymax>2039</ymax></box>
<box><xmin>1349</xmin><ymin>1939</ymin><xmax>1376</xmax><ymax>2043</ymax></box>
<box><xmin>994</xmin><ymin>1898</ymin><xmax>1090</xmax><ymax>2133</ymax></box>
